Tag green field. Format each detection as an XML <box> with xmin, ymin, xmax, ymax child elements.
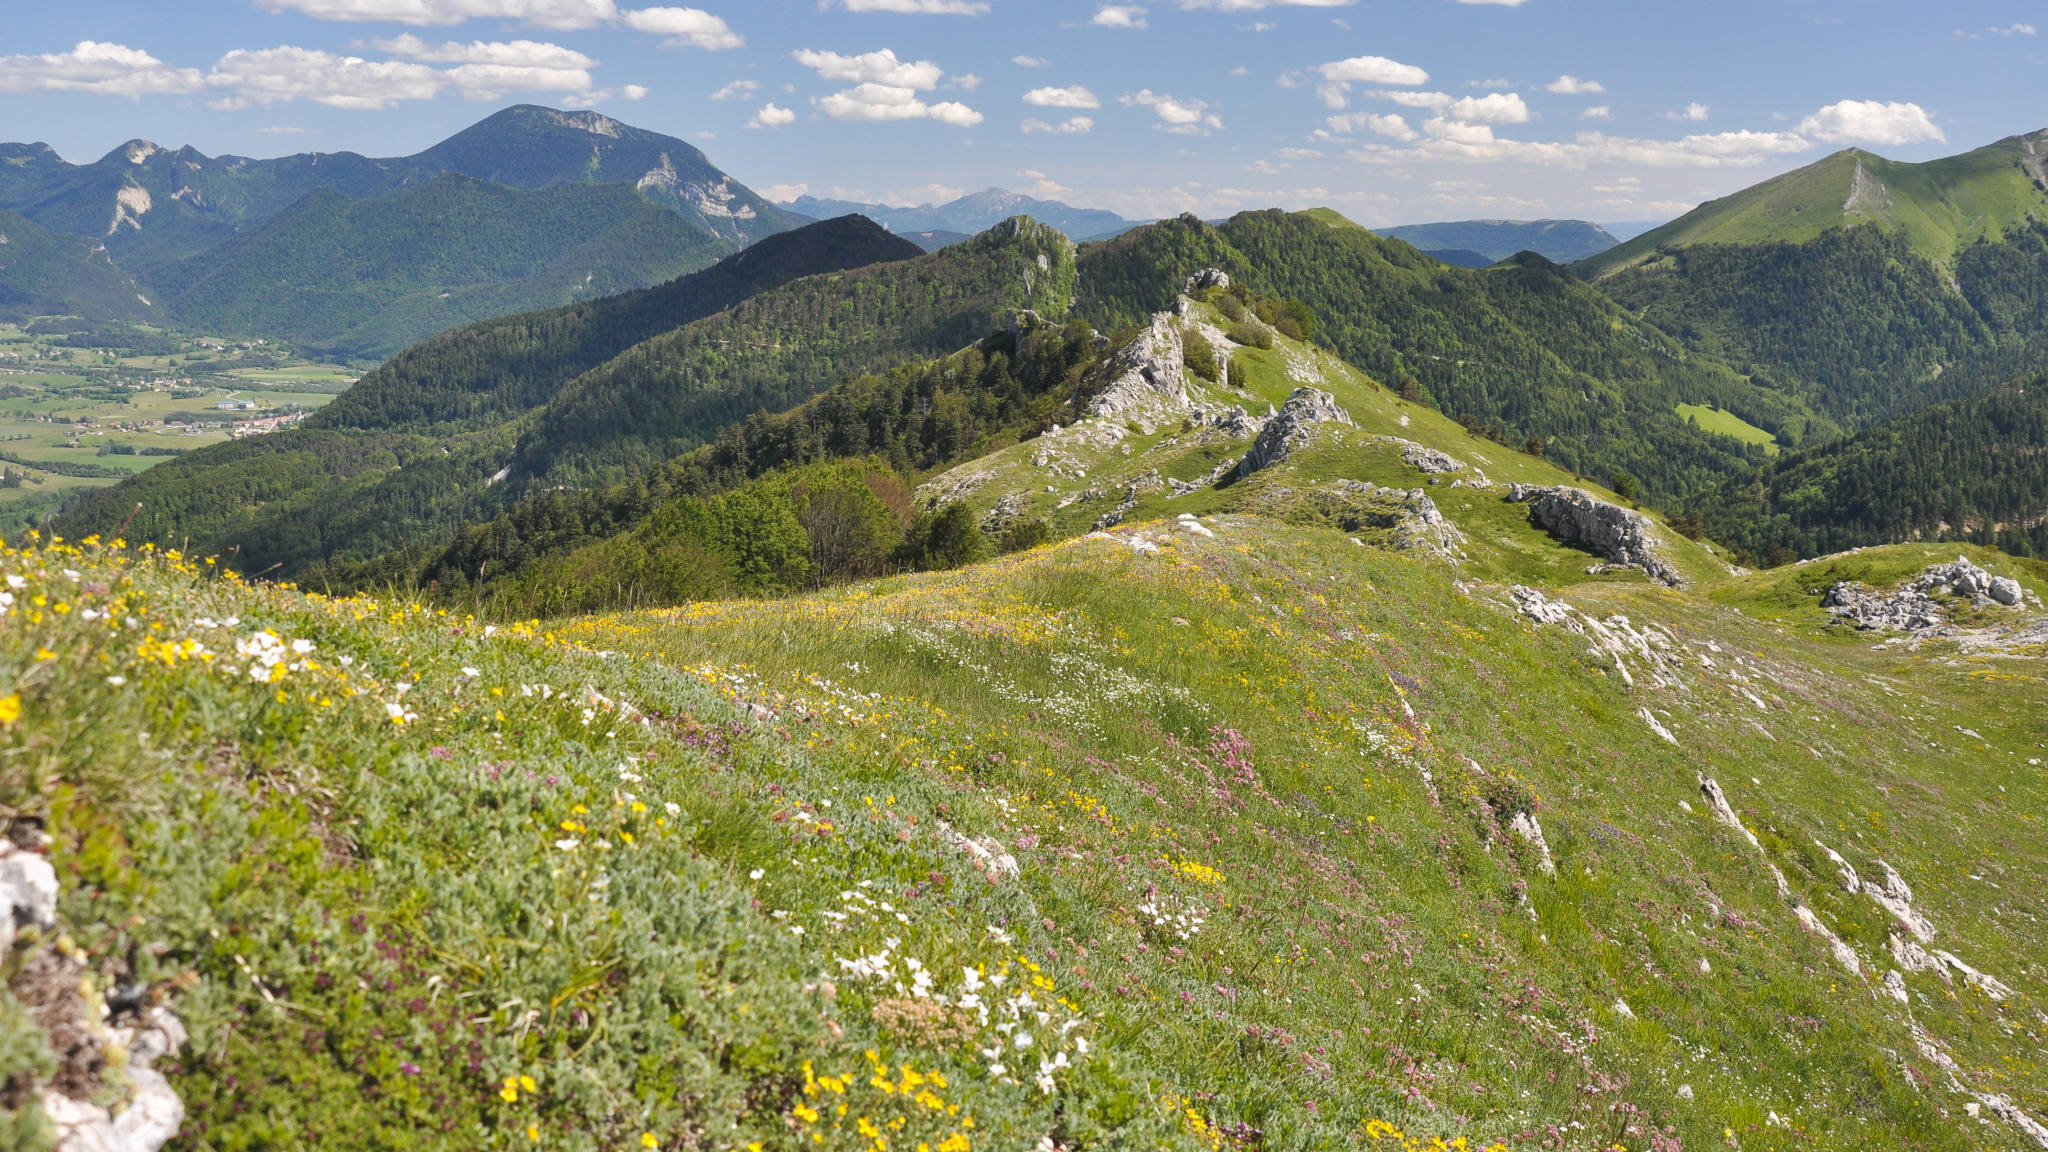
<box><xmin>0</xmin><ymin>323</ymin><xmax>351</xmax><ymax>519</ymax></box>
<box><xmin>1677</xmin><ymin>403</ymin><xmax>1779</xmax><ymax>455</ymax></box>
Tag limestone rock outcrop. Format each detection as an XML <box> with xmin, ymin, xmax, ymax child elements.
<box><xmin>1507</xmin><ymin>484</ymin><xmax>1684</xmax><ymax>587</ymax></box>
<box><xmin>1239</xmin><ymin>388</ymin><xmax>1353</xmax><ymax>477</ymax></box>
<box><xmin>1087</xmin><ymin>312</ymin><xmax>1189</xmax><ymax>423</ymax></box>
<box><xmin>1822</xmin><ymin>556</ymin><xmax>2024</xmax><ymax>632</ymax></box>
<box><xmin>1</xmin><ymin>839</ymin><xmax>186</xmax><ymax>1152</ymax></box>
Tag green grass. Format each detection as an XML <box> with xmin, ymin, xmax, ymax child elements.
<box><xmin>1582</xmin><ymin>133</ymin><xmax>2048</xmax><ymax>276</ymax></box>
<box><xmin>0</xmin><ymin>333</ymin><xmax>344</xmax><ymax>513</ymax></box>
<box><xmin>5</xmin><ymin>486</ymin><xmax>2043</xmax><ymax>1149</ymax></box>
<box><xmin>924</xmin><ymin>299</ymin><xmax>1741</xmax><ymax>590</ymax></box>
<box><xmin>1677</xmin><ymin>404</ymin><xmax>1780</xmax><ymax>456</ymax></box>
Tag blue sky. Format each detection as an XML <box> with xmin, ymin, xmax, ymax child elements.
<box><xmin>2</xmin><ymin>0</ymin><xmax>2042</xmax><ymax>227</ymax></box>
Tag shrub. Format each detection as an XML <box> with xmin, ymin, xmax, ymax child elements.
<box><xmin>999</xmin><ymin>517</ymin><xmax>1052</xmax><ymax>553</ymax></box>
<box><xmin>898</xmin><ymin>502</ymin><xmax>993</xmax><ymax>571</ymax></box>
<box><xmin>1182</xmin><ymin>332</ymin><xmax>1220</xmax><ymax>383</ymax></box>
<box><xmin>1214</xmin><ymin>293</ymin><xmax>1247</xmax><ymax>323</ymax></box>
<box><xmin>1226</xmin><ymin>320</ymin><xmax>1274</xmax><ymax>350</ymax></box>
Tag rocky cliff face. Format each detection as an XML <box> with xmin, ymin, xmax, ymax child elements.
<box><xmin>1507</xmin><ymin>484</ymin><xmax>1684</xmax><ymax>586</ymax></box>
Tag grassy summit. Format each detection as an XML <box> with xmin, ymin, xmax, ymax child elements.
<box><xmin>1579</xmin><ymin>131</ymin><xmax>2048</xmax><ymax>278</ymax></box>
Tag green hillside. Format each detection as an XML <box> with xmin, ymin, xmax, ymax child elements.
<box><xmin>0</xmin><ymin>209</ymin><xmax>157</xmax><ymax>323</ymax></box>
<box><xmin>61</xmin><ymin>209</ymin><xmax>1840</xmax><ymax>591</ymax></box>
<box><xmin>1078</xmin><ymin>211</ymin><xmax>1822</xmax><ymax>496</ymax></box>
<box><xmin>52</xmin><ymin>217</ymin><xmax>1068</xmax><ymax>579</ymax></box>
<box><xmin>163</xmin><ymin>176</ymin><xmax>735</xmax><ymax>360</ymax></box>
<box><xmin>1692</xmin><ymin>374</ymin><xmax>2048</xmax><ymax>563</ymax></box>
<box><xmin>9</xmin><ymin>461</ymin><xmax>2047</xmax><ymax>1149</ymax></box>
<box><xmin>511</xmin><ymin>218</ymin><xmax>1078</xmax><ymax>486</ymax></box>
<box><xmin>1580</xmin><ymin>130</ymin><xmax>2048</xmax><ymax>278</ymax></box>
<box><xmin>1576</xmin><ymin>132</ymin><xmax>2048</xmax><ymax>433</ymax></box>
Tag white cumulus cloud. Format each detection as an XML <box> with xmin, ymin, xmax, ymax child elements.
<box><xmin>710</xmin><ymin>79</ymin><xmax>757</xmax><ymax>100</ymax></box>
<box><xmin>372</xmin><ymin>36</ymin><xmax>597</xmax><ymax>96</ymax></box>
<box><xmin>751</xmin><ymin>102</ymin><xmax>795</xmax><ymax>127</ymax></box>
<box><xmin>1443</xmin><ymin>91</ymin><xmax>1529</xmax><ymax>124</ymax></box>
<box><xmin>1023</xmin><ymin>116</ymin><xmax>1094</xmax><ymax>134</ymax></box>
<box><xmin>1315</xmin><ymin>54</ymin><xmax>1429</xmax><ymax>108</ymax></box>
<box><xmin>1797</xmin><ymin>99</ymin><xmax>1944</xmax><ymax>146</ymax></box>
<box><xmin>1123</xmin><ymin>89</ymin><xmax>1222</xmax><ymax>135</ymax></box>
<box><xmin>1093</xmin><ymin>6</ymin><xmax>1148</xmax><ymax>28</ymax></box>
<box><xmin>621</xmin><ymin>8</ymin><xmax>743</xmax><ymax>49</ymax></box>
<box><xmin>1546</xmin><ymin>74</ymin><xmax>1604</xmax><ymax>95</ymax></box>
<box><xmin>1325</xmin><ymin>112</ymin><xmax>1418</xmax><ymax>141</ymax></box>
<box><xmin>1582</xmin><ymin>104</ymin><xmax>1612</xmax><ymax>120</ymax></box>
<box><xmin>1667</xmin><ymin>102</ymin><xmax>1709</xmax><ymax>122</ymax></box>
<box><xmin>1024</xmin><ymin>85</ymin><xmax>1099</xmax><ymax>109</ymax></box>
<box><xmin>815</xmin><ymin>84</ymin><xmax>980</xmax><ymax>126</ymax></box>
<box><xmin>0</xmin><ymin>41</ymin><xmax>203</xmax><ymax>98</ymax></box>
<box><xmin>827</xmin><ymin>0</ymin><xmax>988</xmax><ymax>11</ymax></box>
<box><xmin>1013</xmin><ymin>56</ymin><xmax>1049</xmax><ymax>67</ymax></box>
<box><xmin>793</xmin><ymin>48</ymin><xmax>942</xmax><ymax>89</ymax></box>
<box><xmin>796</xmin><ymin>47</ymin><xmax>975</xmax><ymax>125</ymax></box>
<box><xmin>206</xmin><ymin>46</ymin><xmax>446</xmax><ymax>110</ymax></box>
<box><xmin>252</xmin><ymin>0</ymin><xmax>621</xmax><ymax>29</ymax></box>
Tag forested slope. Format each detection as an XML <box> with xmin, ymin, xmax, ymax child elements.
<box><xmin>508</xmin><ymin>217</ymin><xmax>1078</xmax><ymax>485</ymax></box>
<box><xmin>0</xmin><ymin>209</ymin><xmax>156</xmax><ymax>323</ymax></box>
<box><xmin>1079</xmin><ymin>210</ymin><xmax>1812</xmax><ymax>497</ymax></box>
<box><xmin>54</xmin><ymin>217</ymin><xmax>927</xmax><ymax>574</ymax></box>
<box><xmin>1694</xmin><ymin>376</ymin><xmax>2048</xmax><ymax>563</ymax></box>
<box><xmin>164</xmin><ymin>177</ymin><xmax>736</xmax><ymax>359</ymax></box>
<box><xmin>1595</xmin><ymin>222</ymin><xmax>2048</xmax><ymax>429</ymax></box>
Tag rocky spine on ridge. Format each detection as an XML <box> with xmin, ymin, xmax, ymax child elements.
<box><xmin>1240</xmin><ymin>388</ymin><xmax>1354</xmax><ymax>477</ymax></box>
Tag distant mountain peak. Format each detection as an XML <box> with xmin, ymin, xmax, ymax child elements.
<box><xmin>1579</xmin><ymin>130</ymin><xmax>2048</xmax><ymax>275</ymax></box>
<box><xmin>1375</xmin><ymin>219</ymin><xmax>1620</xmax><ymax>265</ymax></box>
<box><xmin>784</xmin><ymin>187</ymin><xmax>1140</xmax><ymax>245</ymax></box>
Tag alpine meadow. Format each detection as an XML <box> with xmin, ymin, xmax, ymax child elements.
<box><xmin>1</xmin><ymin>4</ymin><xmax>2046</xmax><ymax>1152</ymax></box>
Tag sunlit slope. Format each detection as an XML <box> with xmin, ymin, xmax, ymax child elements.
<box><xmin>919</xmin><ymin>291</ymin><xmax>1740</xmax><ymax>590</ymax></box>
<box><xmin>1581</xmin><ymin>132</ymin><xmax>2048</xmax><ymax>277</ymax></box>
<box><xmin>573</xmin><ymin>522</ymin><xmax>2048</xmax><ymax>1151</ymax></box>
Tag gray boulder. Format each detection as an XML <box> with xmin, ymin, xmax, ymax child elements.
<box><xmin>1239</xmin><ymin>388</ymin><xmax>1353</xmax><ymax>477</ymax></box>
<box><xmin>1822</xmin><ymin>556</ymin><xmax>2026</xmax><ymax>632</ymax></box>
<box><xmin>1507</xmin><ymin>484</ymin><xmax>1684</xmax><ymax>587</ymax></box>
<box><xmin>0</xmin><ymin>842</ymin><xmax>58</xmax><ymax>954</ymax></box>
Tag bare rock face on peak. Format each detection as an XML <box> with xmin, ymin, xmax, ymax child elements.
<box><xmin>1184</xmin><ymin>268</ymin><xmax>1231</xmax><ymax>293</ymax></box>
<box><xmin>1507</xmin><ymin>484</ymin><xmax>1684</xmax><ymax>587</ymax></box>
<box><xmin>1088</xmin><ymin>311</ymin><xmax>1189</xmax><ymax>423</ymax></box>
<box><xmin>1240</xmin><ymin>388</ymin><xmax>1353</xmax><ymax>477</ymax></box>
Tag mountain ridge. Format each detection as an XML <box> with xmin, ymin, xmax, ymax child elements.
<box><xmin>158</xmin><ymin>174</ymin><xmax>736</xmax><ymax>359</ymax></box>
<box><xmin>1579</xmin><ymin>129</ymin><xmax>2048</xmax><ymax>278</ymax></box>
<box><xmin>1376</xmin><ymin>218</ymin><xmax>1620</xmax><ymax>264</ymax></box>
<box><xmin>0</xmin><ymin>105</ymin><xmax>804</xmax><ymax>294</ymax></box>
<box><xmin>787</xmin><ymin>187</ymin><xmax>1139</xmax><ymax>243</ymax></box>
